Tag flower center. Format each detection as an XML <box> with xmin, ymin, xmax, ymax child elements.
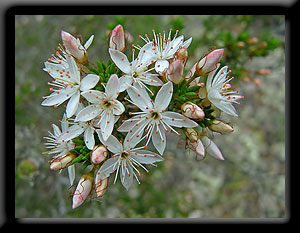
<box><xmin>151</xmin><ymin>111</ymin><xmax>160</xmax><ymax>120</ymax></box>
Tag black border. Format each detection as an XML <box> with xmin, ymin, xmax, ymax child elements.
<box><xmin>5</xmin><ymin>2</ymin><xmax>295</xmax><ymax>228</ymax></box>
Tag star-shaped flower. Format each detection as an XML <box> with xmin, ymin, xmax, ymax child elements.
<box><xmin>206</xmin><ymin>65</ymin><xmax>243</xmax><ymax>117</ymax></box>
<box><xmin>109</xmin><ymin>44</ymin><xmax>163</xmax><ymax>93</ymax></box>
<box><xmin>96</xmin><ymin>132</ymin><xmax>164</xmax><ymax>191</ymax></box>
<box><xmin>74</xmin><ymin>74</ymin><xmax>125</xmax><ymax>141</ymax></box>
<box><xmin>118</xmin><ymin>81</ymin><xmax>198</xmax><ymax>155</ymax></box>
<box><xmin>138</xmin><ymin>29</ymin><xmax>192</xmax><ymax>73</ymax></box>
<box><xmin>42</xmin><ymin>54</ymin><xmax>99</xmax><ymax>118</ymax></box>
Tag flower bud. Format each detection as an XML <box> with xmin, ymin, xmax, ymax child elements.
<box><xmin>95</xmin><ymin>171</ymin><xmax>109</xmax><ymax>198</ymax></box>
<box><xmin>195</xmin><ymin>49</ymin><xmax>224</xmax><ymax>76</ymax></box>
<box><xmin>109</xmin><ymin>24</ymin><xmax>126</xmax><ymax>52</ymax></box>
<box><xmin>72</xmin><ymin>173</ymin><xmax>93</xmax><ymax>209</ymax></box>
<box><xmin>164</xmin><ymin>59</ymin><xmax>184</xmax><ymax>84</ymax></box>
<box><xmin>49</xmin><ymin>152</ymin><xmax>76</xmax><ymax>170</ymax></box>
<box><xmin>208</xmin><ymin>120</ymin><xmax>234</xmax><ymax>134</ymax></box>
<box><xmin>184</xmin><ymin>128</ymin><xmax>199</xmax><ymax>143</ymax></box>
<box><xmin>90</xmin><ymin>145</ymin><xmax>108</xmax><ymax>165</ymax></box>
<box><xmin>255</xmin><ymin>68</ymin><xmax>271</xmax><ymax>75</ymax></box>
<box><xmin>236</xmin><ymin>41</ymin><xmax>245</xmax><ymax>48</ymax></box>
<box><xmin>61</xmin><ymin>30</ymin><xmax>88</xmax><ymax>64</ymax></box>
<box><xmin>181</xmin><ymin>102</ymin><xmax>205</xmax><ymax>120</ymax></box>
<box><xmin>247</xmin><ymin>37</ymin><xmax>258</xmax><ymax>45</ymax></box>
<box><xmin>258</xmin><ymin>41</ymin><xmax>268</xmax><ymax>49</ymax></box>
<box><xmin>187</xmin><ymin>138</ymin><xmax>205</xmax><ymax>157</ymax></box>
<box><xmin>174</xmin><ymin>46</ymin><xmax>188</xmax><ymax>65</ymax></box>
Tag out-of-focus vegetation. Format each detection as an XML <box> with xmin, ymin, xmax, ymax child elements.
<box><xmin>15</xmin><ymin>15</ymin><xmax>285</xmax><ymax>218</ymax></box>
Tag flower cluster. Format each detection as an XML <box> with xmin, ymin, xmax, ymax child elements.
<box><xmin>41</xmin><ymin>24</ymin><xmax>243</xmax><ymax>209</ymax></box>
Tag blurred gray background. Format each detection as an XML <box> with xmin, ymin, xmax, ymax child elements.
<box><xmin>15</xmin><ymin>15</ymin><xmax>285</xmax><ymax>218</ymax></box>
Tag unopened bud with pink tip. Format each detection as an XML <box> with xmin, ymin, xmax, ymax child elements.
<box><xmin>195</xmin><ymin>49</ymin><xmax>224</xmax><ymax>76</ymax></box>
<box><xmin>174</xmin><ymin>46</ymin><xmax>188</xmax><ymax>65</ymax></box>
<box><xmin>94</xmin><ymin>170</ymin><xmax>109</xmax><ymax>198</ymax></box>
<box><xmin>49</xmin><ymin>152</ymin><xmax>76</xmax><ymax>170</ymax></box>
<box><xmin>109</xmin><ymin>24</ymin><xmax>126</xmax><ymax>52</ymax></box>
<box><xmin>208</xmin><ymin>120</ymin><xmax>234</xmax><ymax>134</ymax></box>
<box><xmin>72</xmin><ymin>173</ymin><xmax>93</xmax><ymax>209</ymax></box>
<box><xmin>61</xmin><ymin>30</ymin><xmax>94</xmax><ymax>65</ymax></box>
<box><xmin>164</xmin><ymin>59</ymin><xmax>184</xmax><ymax>84</ymax></box>
<box><xmin>187</xmin><ymin>138</ymin><xmax>205</xmax><ymax>157</ymax></box>
<box><xmin>181</xmin><ymin>102</ymin><xmax>205</xmax><ymax>120</ymax></box>
<box><xmin>90</xmin><ymin>145</ymin><xmax>108</xmax><ymax>165</ymax></box>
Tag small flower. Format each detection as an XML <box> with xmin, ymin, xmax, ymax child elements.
<box><xmin>42</xmin><ymin>55</ymin><xmax>99</xmax><ymax>118</ymax></box>
<box><xmin>109</xmin><ymin>24</ymin><xmax>126</xmax><ymax>52</ymax></box>
<box><xmin>138</xmin><ymin>29</ymin><xmax>192</xmax><ymax>73</ymax></box>
<box><xmin>44</xmin><ymin>114</ymin><xmax>76</xmax><ymax>185</ymax></box>
<box><xmin>61</xmin><ymin>30</ymin><xmax>94</xmax><ymax>64</ymax></box>
<box><xmin>195</xmin><ymin>49</ymin><xmax>224</xmax><ymax>76</ymax></box>
<box><xmin>109</xmin><ymin>46</ymin><xmax>163</xmax><ymax>93</ymax></box>
<box><xmin>74</xmin><ymin>74</ymin><xmax>125</xmax><ymax>141</ymax></box>
<box><xmin>181</xmin><ymin>102</ymin><xmax>205</xmax><ymax>120</ymax></box>
<box><xmin>206</xmin><ymin>65</ymin><xmax>243</xmax><ymax>117</ymax></box>
<box><xmin>118</xmin><ymin>81</ymin><xmax>198</xmax><ymax>155</ymax></box>
<box><xmin>90</xmin><ymin>145</ymin><xmax>108</xmax><ymax>165</ymax></box>
<box><xmin>72</xmin><ymin>173</ymin><xmax>93</xmax><ymax>209</ymax></box>
<box><xmin>208</xmin><ymin>120</ymin><xmax>234</xmax><ymax>134</ymax></box>
<box><xmin>96</xmin><ymin>133</ymin><xmax>164</xmax><ymax>191</ymax></box>
<box><xmin>163</xmin><ymin>59</ymin><xmax>184</xmax><ymax>84</ymax></box>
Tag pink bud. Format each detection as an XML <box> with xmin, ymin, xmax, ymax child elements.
<box><xmin>187</xmin><ymin>138</ymin><xmax>205</xmax><ymax>157</ymax></box>
<box><xmin>181</xmin><ymin>102</ymin><xmax>205</xmax><ymax>120</ymax></box>
<box><xmin>72</xmin><ymin>174</ymin><xmax>93</xmax><ymax>209</ymax></box>
<box><xmin>196</xmin><ymin>49</ymin><xmax>224</xmax><ymax>76</ymax></box>
<box><xmin>109</xmin><ymin>24</ymin><xmax>125</xmax><ymax>52</ymax></box>
<box><xmin>94</xmin><ymin>171</ymin><xmax>109</xmax><ymax>198</ymax></box>
<box><xmin>90</xmin><ymin>145</ymin><xmax>108</xmax><ymax>165</ymax></box>
<box><xmin>164</xmin><ymin>60</ymin><xmax>184</xmax><ymax>84</ymax></box>
<box><xmin>61</xmin><ymin>30</ymin><xmax>88</xmax><ymax>64</ymax></box>
<box><xmin>49</xmin><ymin>152</ymin><xmax>76</xmax><ymax>170</ymax></box>
<box><xmin>255</xmin><ymin>68</ymin><xmax>271</xmax><ymax>75</ymax></box>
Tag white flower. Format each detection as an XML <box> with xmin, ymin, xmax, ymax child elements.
<box><xmin>74</xmin><ymin>74</ymin><xmax>125</xmax><ymax>141</ymax></box>
<box><xmin>138</xmin><ymin>29</ymin><xmax>192</xmax><ymax>73</ymax></box>
<box><xmin>206</xmin><ymin>64</ymin><xmax>243</xmax><ymax>117</ymax></box>
<box><xmin>42</xmin><ymin>54</ymin><xmax>99</xmax><ymax>118</ymax></box>
<box><xmin>109</xmin><ymin>45</ymin><xmax>163</xmax><ymax>93</ymax></box>
<box><xmin>118</xmin><ymin>81</ymin><xmax>198</xmax><ymax>155</ymax></box>
<box><xmin>43</xmin><ymin>113</ymin><xmax>76</xmax><ymax>185</ymax></box>
<box><xmin>96</xmin><ymin>133</ymin><xmax>164</xmax><ymax>191</ymax></box>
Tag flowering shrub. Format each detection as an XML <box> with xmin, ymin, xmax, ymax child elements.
<box><xmin>42</xmin><ymin>24</ymin><xmax>243</xmax><ymax>209</ymax></box>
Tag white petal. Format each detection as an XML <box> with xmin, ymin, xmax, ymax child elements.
<box><xmin>55</xmin><ymin>124</ymin><xmax>85</xmax><ymax>143</ymax></box>
<box><xmin>81</xmin><ymin>90</ymin><xmax>105</xmax><ymax>104</ymax></box>
<box><xmin>162</xmin><ymin>111</ymin><xmax>198</xmax><ymax>128</ymax></box>
<box><xmin>105</xmin><ymin>74</ymin><xmax>120</xmax><ymax>99</ymax></box>
<box><xmin>84</xmin><ymin>35</ymin><xmax>94</xmax><ymax>49</ymax></box>
<box><xmin>120</xmin><ymin>160</ymin><xmax>133</xmax><ymax>191</ymax></box>
<box><xmin>206</xmin><ymin>63</ymin><xmax>221</xmax><ymax>91</ymax></box>
<box><xmin>66</xmin><ymin>90</ymin><xmax>80</xmax><ymax>118</ymax></box>
<box><xmin>80</xmin><ymin>74</ymin><xmax>99</xmax><ymax>92</ymax></box>
<box><xmin>139</xmin><ymin>74</ymin><xmax>163</xmax><ymax>86</ymax></box>
<box><xmin>96</xmin><ymin>132</ymin><xmax>123</xmax><ymax>154</ymax></box>
<box><xmin>66</xmin><ymin>55</ymin><xmax>80</xmax><ymax>84</ymax></box>
<box><xmin>112</xmin><ymin>100</ymin><xmax>125</xmax><ymax>115</ymax></box>
<box><xmin>99</xmin><ymin>156</ymin><xmax>121</xmax><ymax>180</ymax></box>
<box><xmin>68</xmin><ymin>165</ymin><xmax>76</xmax><ymax>186</ymax></box>
<box><xmin>61</xmin><ymin>114</ymin><xmax>69</xmax><ymax>132</ymax></box>
<box><xmin>181</xmin><ymin>37</ymin><xmax>192</xmax><ymax>48</ymax></box>
<box><xmin>151</xmin><ymin>122</ymin><xmax>166</xmax><ymax>155</ymax></box>
<box><xmin>119</xmin><ymin>75</ymin><xmax>133</xmax><ymax>92</ymax></box>
<box><xmin>51</xmin><ymin>124</ymin><xmax>61</xmax><ymax>137</ymax></box>
<box><xmin>109</xmin><ymin>48</ymin><xmax>131</xmax><ymax>74</ymax></box>
<box><xmin>155</xmin><ymin>59</ymin><xmax>169</xmax><ymax>73</ymax></box>
<box><xmin>201</xmin><ymin>136</ymin><xmax>224</xmax><ymax>160</ymax></box>
<box><xmin>100</xmin><ymin>111</ymin><xmax>115</xmax><ymax>141</ymax></box>
<box><xmin>127</xmin><ymin>84</ymin><xmax>153</xmax><ymax>112</ymax></box>
<box><xmin>154</xmin><ymin>81</ymin><xmax>173</xmax><ymax>112</ymax></box>
<box><xmin>117</xmin><ymin>118</ymin><xmax>140</xmax><ymax>132</ymax></box>
<box><xmin>75</xmin><ymin>104</ymin><xmax>102</xmax><ymax>122</ymax></box>
<box><xmin>84</xmin><ymin>126</ymin><xmax>95</xmax><ymax>150</ymax></box>
<box><xmin>41</xmin><ymin>87</ymin><xmax>77</xmax><ymax>106</ymax></box>
<box><xmin>130</xmin><ymin>150</ymin><xmax>164</xmax><ymax>164</ymax></box>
